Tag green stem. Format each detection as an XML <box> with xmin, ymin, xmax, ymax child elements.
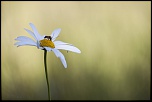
<box><xmin>44</xmin><ymin>50</ymin><xmax>51</xmax><ymax>100</ymax></box>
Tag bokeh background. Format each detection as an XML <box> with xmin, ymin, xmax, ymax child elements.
<box><xmin>1</xmin><ymin>1</ymin><xmax>151</xmax><ymax>100</ymax></box>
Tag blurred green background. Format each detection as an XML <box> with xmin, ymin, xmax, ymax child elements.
<box><xmin>1</xmin><ymin>1</ymin><xmax>150</xmax><ymax>100</ymax></box>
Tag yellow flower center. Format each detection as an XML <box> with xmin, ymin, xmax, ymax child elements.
<box><xmin>39</xmin><ymin>39</ymin><xmax>55</xmax><ymax>48</ymax></box>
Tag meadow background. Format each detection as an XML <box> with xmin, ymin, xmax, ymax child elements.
<box><xmin>1</xmin><ymin>1</ymin><xmax>150</xmax><ymax>100</ymax></box>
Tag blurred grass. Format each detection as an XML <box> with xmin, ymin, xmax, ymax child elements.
<box><xmin>1</xmin><ymin>1</ymin><xmax>150</xmax><ymax>100</ymax></box>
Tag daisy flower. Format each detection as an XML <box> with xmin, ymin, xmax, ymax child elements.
<box><xmin>15</xmin><ymin>23</ymin><xmax>81</xmax><ymax>68</ymax></box>
<box><xmin>15</xmin><ymin>23</ymin><xmax>81</xmax><ymax>100</ymax></box>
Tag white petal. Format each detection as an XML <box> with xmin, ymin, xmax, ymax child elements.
<box><xmin>54</xmin><ymin>41</ymin><xmax>81</xmax><ymax>53</ymax></box>
<box><xmin>15</xmin><ymin>36</ymin><xmax>35</xmax><ymax>42</ymax></box>
<box><xmin>52</xmin><ymin>49</ymin><xmax>67</xmax><ymax>68</ymax></box>
<box><xmin>44</xmin><ymin>47</ymin><xmax>52</xmax><ymax>51</ymax></box>
<box><xmin>14</xmin><ymin>41</ymin><xmax>37</xmax><ymax>47</ymax></box>
<box><xmin>29</xmin><ymin>23</ymin><xmax>42</xmax><ymax>41</ymax></box>
<box><xmin>54</xmin><ymin>41</ymin><xmax>70</xmax><ymax>45</ymax></box>
<box><xmin>51</xmin><ymin>28</ymin><xmax>61</xmax><ymax>41</ymax></box>
<box><xmin>24</xmin><ymin>28</ymin><xmax>37</xmax><ymax>40</ymax></box>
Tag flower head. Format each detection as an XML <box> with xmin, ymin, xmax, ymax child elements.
<box><xmin>15</xmin><ymin>23</ymin><xmax>81</xmax><ymax>68</ymax></box>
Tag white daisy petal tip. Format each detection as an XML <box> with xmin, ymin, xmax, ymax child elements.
<box><xmin>64</xmin><ymin>65</ymin><xmax>67</xmax><ymax>68</ymax></box>
<box><xmin>73</xmin><ymin>47</ymin><xmax>81</xmax><ymax>53</ymax></box>
<box><xmin>15</xmin><ymin>38</ymin><xmax>18</xmax><ymax>41</ymax></box>
<box><xmin>14</xmin><ymin>42</ymin><xmax>18</xmax><ymax>46</ymax></box>
<box><xmin>51</xmin><ymin>28</ymin><xmax>61</xmax><ymax>41</ymax></box>
<box><xmin>71</xmin><ymin>48</ymin><xmax>81</xmax><ymax>53</ymax></box>
<box><xmin>61</xmin><ymin>58</ymin><xmax>67</xmax><ymax>68</ymax></box>
<box><xmin>77</xmin><ymin>49</ymin><xmax>81</xmax><ymax>53</ymax></box>
<box><xmin>29</xmin><ymin>22</ymin><xmax>34</xmax><ymax>26</ymax></box>
<box><xmin>24</xmin><ymin>28</ymin><xmax>27</xmax><ymax>31</ymax></box>
<box><xmin>55</xmin><ymin>28</ymin><xmax>61</xmax><ymax>32</ymax></box>
<box><xmin>57</xmin><ymin>28</ymin><xmax>61</xmax><ymax>31</ymax></box>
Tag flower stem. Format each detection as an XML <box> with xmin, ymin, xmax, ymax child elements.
<box><xmin>44</xmin><ymin>50</ymin><xmax>51</xmax><ymax>100</ymax></box>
